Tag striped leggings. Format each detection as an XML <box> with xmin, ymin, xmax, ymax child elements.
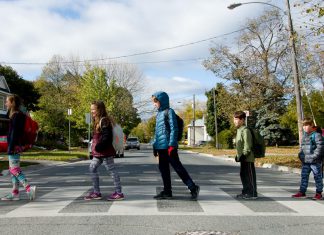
<box><xmin>8</xmin><ymin>154</ymin><xmax>31</xmax><ymax>194</ymax></box>
<box><xmin>89</xmin><ymin>156</ymin><xmax>122</xmax><ymax>194</ymax></box>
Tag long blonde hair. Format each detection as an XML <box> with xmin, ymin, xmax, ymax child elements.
<box><xmin>7</xmin><ymin>94</ymin><xmax>21</xmax><ymax>118</ymax></box>
<box><xmin>91</xmin><ymin>101</ymin><xmax>115</xmax><ymax>132</ymax></box>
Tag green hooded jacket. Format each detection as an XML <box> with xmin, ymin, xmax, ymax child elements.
<box><xmin>235</xmin><ymin>126</ymin><xmax>254</xmax><ymax>162</ymax></box>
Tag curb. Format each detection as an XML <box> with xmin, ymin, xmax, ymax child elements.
<box><xmin>182</xmin><ymin>150</ymin><xmax>301</xmax><ymax>175</ymax></box>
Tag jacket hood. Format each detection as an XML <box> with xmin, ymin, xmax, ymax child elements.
<box><xmin>152</xmin><ymin>91</ymin><xmax>169</xmax><ymax>111</ymax></box>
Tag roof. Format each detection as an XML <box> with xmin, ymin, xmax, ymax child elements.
<box><xmin>188</xmin><ymin>119</ymin><xmax>205</xmax><ymax>127</ymax></box>
<box><xmin>0</xmin><ymin>76</ymin><xmax>10</xmax><ymax>93</ymax></box>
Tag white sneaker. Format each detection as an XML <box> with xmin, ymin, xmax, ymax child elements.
<box><xmin>1</xmin><ymin>193</ymin><xmax>20</xmax><ymax>201</ymax></box>
<box><xmin>27</xmin><ymin>186</ymin><xmax>37</xmax><ymax>200</ymax></box>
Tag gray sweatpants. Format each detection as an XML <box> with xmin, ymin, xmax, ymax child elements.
<box><xmin>89</xmin><ymin>157</ymin><xmax>122</xmax><ymax>193</ymax></box>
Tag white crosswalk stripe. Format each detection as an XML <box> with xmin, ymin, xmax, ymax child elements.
<box><xmin>0</xmin><ymin>185</ymin><xmax>323</xmax><ymax>218</ymax></box>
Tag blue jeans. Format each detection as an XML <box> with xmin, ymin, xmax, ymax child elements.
<box><xmin>300</xmin><ymin>163</ymin><xmax>323</xmax><ymax>193</ymax></box>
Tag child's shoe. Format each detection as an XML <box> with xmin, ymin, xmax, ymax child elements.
<box><xmin>84</xmin><ymin>192</ymin><xmax>102</xmax><ymax>200</ymax></box>
<box><xmin>107</xmin><ymin>192</ymin><xmax>125</xmax><ymax>201</ymax></box>
<box><xmin>1</xmin><ymin>193</ymin><xmax>20</xmax><ymax>201</ymax></box>
<box><xmin>292</xmin><ymin>191</ymin><xmax>306</xmax><ymax>198</ymax></box>
<box><xmin>190</xmin><ymin>185</ymin><xmax>200</xmax><ymax>200</ymax></box>
<box><xmin>312</xmin><ymin>193</ymin><xmax>322</xmax><ymax>200</ymax></box>
<box><xmin>27</xmin><ymin>186</ymin><xmax>37</xmax><ymax>201</ymax></box>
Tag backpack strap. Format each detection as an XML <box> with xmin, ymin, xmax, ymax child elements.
<box><xmin>310</xmin><ymin>132</ymin><xmax>317</xmax><ymax>148</ymax></box>
<box><xmin>164</xmin><ymin>109</ymin><xmax>170</xmax><ymax>132</ymax></box>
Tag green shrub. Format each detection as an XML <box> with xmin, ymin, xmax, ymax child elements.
<box><xmin>218</xmin><ymin>129</ymin><xmax>234</xmax><ymax>149</ymax></box>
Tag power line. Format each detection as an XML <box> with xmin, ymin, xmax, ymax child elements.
<box><xmin>0</xmin><ymin>28</ymin><xmax>247</xmax><ymax>66</ymax></box>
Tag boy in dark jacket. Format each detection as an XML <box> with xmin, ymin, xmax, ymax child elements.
<box><xmin>151</xmin><ymin>91</ymin><xmax>199</xmax><ymax>200</ymax></box>
<box><xmin>292</xmin><ymin>117</ymin><xmax>324</xmax><ymax>200</ymax></box>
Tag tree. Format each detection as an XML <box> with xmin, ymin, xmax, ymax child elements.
<box><xmin>77</xmin><ymin>65</ymin><xmax>140</xmax><ymax>136</ymax></box>
<box><xmin>0</xmin><ymin>64</ymin><xmax>40</xmax><ymax>111</ymax></box>
<box><xmin>203</xmin><ymin>10</ymin><xmax>290</xmax><ymax>111</ymax></box>
<box><xmin>205</xmin><ymin>84</ymin><xmax>231</xmax><ymax>138</ymax></box>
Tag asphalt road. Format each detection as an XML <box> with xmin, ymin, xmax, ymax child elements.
<box><xmin>1</xmin><ymin>145</ymin><xmax>324</xmax><ymax>235</ymax></box>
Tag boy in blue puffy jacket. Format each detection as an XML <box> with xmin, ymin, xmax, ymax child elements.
<box><xmin>292</xmin><ymin>117</ymin><xmax>324</xmax><ymax>200</ymax></box>
<box><xmin>152</xmin><ymin>91</ymin><xmax>200</xmax><ymax>200</ymax></box>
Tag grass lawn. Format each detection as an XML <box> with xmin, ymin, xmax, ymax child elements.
<box><xmin>180</xmin><ymin>145</ymin><xmax>301</xmax><ymax>169</ymax></box>
<box><xmin>0</xmin><ymin>148</ymin><xmax>88</xmax><ymax>172</ymax></box>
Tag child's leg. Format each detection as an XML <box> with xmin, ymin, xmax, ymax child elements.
<box><xmin>89</xmin><ymin>157</ymin><xmax>103</xmax><ymax>193</ymax></box>
<box><xmin>8</xmin><ymin>154</ymin><xmax>31</xmax><ymax>193</ymax></box>
<box><xmin>311</xmin><ymin>163</ymin><xmax>323</xmax><ymax>193</ymax></box>
<box><xmin>300</xmin><ymin>163</ymin><xmax>311</xmax><ymax>193</ymax></box>
<box><xmin>103</xmin><ymin>157</ymin><xmax>122</xmax><ymax>193</ymax></box>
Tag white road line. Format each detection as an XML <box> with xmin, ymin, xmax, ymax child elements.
<box><xmin>199</xmin><ymin>186</ymin><xmax>254</xmax><ymax>215</ymax></box>
<box><xmin>1</xmin><ymin>186</ymin><xmax>324</xmax><ymax>217</ymax></box>
<box><xmin>107</xmin><ymin>186</ymin><xmax>158</xmax><ymax>215</ymax></box>
<box><xmin>4</xmin><ymin>187</ymin><xmax>86</xmax><ymax>218</ymax></box>
<box><xmin>260</xmin><ymin>188</ymin><xmax>324</xmax><ymax>216</ymax></box>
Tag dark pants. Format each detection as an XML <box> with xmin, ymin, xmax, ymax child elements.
<box><xmin>240</xmin><ymin>161</ymin><xmax>257</xmax><ymax>196</ymax></box>
<box><xmin>157</xmin><ymin>149</ymin><xmax>195</xmax><ymax>192</ymax></box>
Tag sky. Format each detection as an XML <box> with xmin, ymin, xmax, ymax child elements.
<box><xmin>0</xmin><ymin>0</ymin><xmax>295</xmax><ymax>109</ymax></box>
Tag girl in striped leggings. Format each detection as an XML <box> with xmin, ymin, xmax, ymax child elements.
<box><xmin>1</xmin><ymin>94</ymin><xmax>36</xmax><ymax>201</ymax></box>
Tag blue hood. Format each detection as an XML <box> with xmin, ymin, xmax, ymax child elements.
<box><xmin>152</xmin><ymin>91</ymin><xmax>169</xmax><ymax>111</ymax></box>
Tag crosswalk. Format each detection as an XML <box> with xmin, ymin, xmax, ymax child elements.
<box><xmin>1</xmin><ymin>185</ymin><xmax>324</xmax><ymax>218</ymax></box>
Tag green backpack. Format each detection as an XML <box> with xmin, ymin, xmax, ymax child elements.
<box><xmin>248</xmin><ymin>128</ymin><xmax>266</xmax><ymax>158</ymax></box>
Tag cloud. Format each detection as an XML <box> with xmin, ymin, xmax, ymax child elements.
<box><xmin>146</xmin><ymin>75</ymin><xmax>208</xmax><ymax>98</ymax></box>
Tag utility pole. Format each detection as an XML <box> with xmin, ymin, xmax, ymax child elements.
<box><xmin>213</xmin><ymin>89</ymin><xmax>219</xmax><ymax>149</ymax></box>
<box><xmin>286</xmin><ymin>0</ymin><xmax>303</xmax><ymax>145</ymax></box>
<box><xmin>193</xmin><ymin>94</ymin><xmax>196</xmax><ymax>146</ymax></box>
<box><xmin>68</xmin><ymin>108</ymin><xmax>72</xmax><ymax>153</ymax></box>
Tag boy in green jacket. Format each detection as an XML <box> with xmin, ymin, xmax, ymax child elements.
<box><xmin>234</xmin><ymin>111</ymin><xmax>258</xmax><ymax>200</ymax></box>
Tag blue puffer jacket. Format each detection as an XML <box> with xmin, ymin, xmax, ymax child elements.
<box><xmin>152</xmin><ymin>91</ymin><xmax>178</xmax><ymax>149</ymax></box>
<box><xmin>299</xmin><ymin>131</ymin><xmax>324</xmax><ymax>163</ymax></box>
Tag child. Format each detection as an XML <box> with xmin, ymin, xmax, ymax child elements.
<box><xmin>233</xmin><ymin>111</ymin><xmax>258</xmax><ymax>200</ymax></box>
<box><xmin>1</xmin><ymin>94</ymin><xmax>36</xmax><ymax>201</ymax></box>
<box><xmin>151</xmin><ymin>91</ymin><xmax>200</xmax><ymax>200</ymax></box>
<box><xmin>292</xmin><ymin>117</ymin><xmax>324</xmax><ymax>200</ymax></box>
<box><xmin>84</xmin><ymin>100</ymin><xmax>124</xmax><ymax>201</ymax></box>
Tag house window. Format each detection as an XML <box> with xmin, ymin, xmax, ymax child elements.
<box><xmin>0</xmin><ymin>96</ymin><xmax>5</xmax><ymax>110</ymax></box>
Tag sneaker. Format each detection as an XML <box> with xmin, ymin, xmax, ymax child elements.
<box><xmin>312</xmin><ymin>193</ymin><xmax>322</xmax><ymax>200</ymax></box>
<box><xmin>1</xmin><ymin>193</ymin><xmax>20</xmax><ymax>201</ymax></box>
<box><xmin>107</xmin><ymin>192</ymin><xmax>125</xmax><ymax>201</ymax></box>
<box><xmin>153</xmin><ymin>190</ymin><xmax>172</xmax><ymax>200</ymax></box>
<box><xmin>190</xmin><ymin>185</ymin><xmax>200</xmax><ymax>200</ymax></box>
<box><xmin>243</xmin><ymin>194</ymin><xmax>258</xmax><ymax>200</ymax></box>
<box><xmin>84</xmin><ymin>192</ymin><xmax>102</xmax><ymax>200</ymax></box>
<box><xmin>236</xmin><ymin>193</ymin><xmax>245</xmax><ymax>199</ymax></box>
<box><xmin>292</xmin><ymin>192</ymin><xmax>306</xmax><ymax>198</ymax></box>
<box><xmin>27</xmin><ymin>186</ymin><xmax>37</xmax><ymax>201</ymax></box>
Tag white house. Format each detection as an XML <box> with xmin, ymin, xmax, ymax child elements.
<box><xmin>187</xmin><ymin>116</ymin><xmax>212</xmax><ymax>146</ymax></box>
<box><xmin>0</xmin><ymin>76</ymin><xmax>11</xmax><ymax>135</ymax></box>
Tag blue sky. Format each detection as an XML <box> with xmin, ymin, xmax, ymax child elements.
<box><xmin>0</xmin><ymin>0</ymin><xmax>295</xmax><ymax>106</ymax></box>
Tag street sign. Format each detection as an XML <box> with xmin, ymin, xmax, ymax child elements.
<box><xmin>68</xmin><ymin>108</ymin><xmax>72</xmax><ymax>116</ymax></box>
<box><xmin>85</xmin><ymin>113</ymin><xmax>91</xmax><ymax>124</ymax></box>
<box><xmin>244</xmin><ymin>110</ymin><xmax>250</xmax><ymax>117</ymax></box>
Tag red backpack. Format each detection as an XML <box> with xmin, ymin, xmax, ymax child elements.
<box><xmin>21</xmin><ymin>114</ymin><xmax>39</xmax><ymax>151</ymax></box>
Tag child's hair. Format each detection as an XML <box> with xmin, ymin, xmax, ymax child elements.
<box><xmin>234</xmin><ymin>111</ymin><xmax>246</xmax><ymax>120</ymax></box>
<box><xmin>302</xmin><ymin>117</ymin><xmax>315</xmax><ymax>127</ymax></box>
<box><xmin>7</xmin><ymin>94</ymin><xmax>22</xmax><ymax>118</ymax></box>
<box><xmin>151</xmin><ymin>96</ymin><xmax>159</xmax><ymax>103</ymax></box>
<box><xmin>91</xmin><ymin>100</ymin><xmax>115</xmax><ymax>131</ymax></box>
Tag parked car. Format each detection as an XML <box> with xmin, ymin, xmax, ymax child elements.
<box><xmin>88</xmin><ymin>140</ymin><xmax>124</xmax><ymax>158</ymax></box>
<box><xmin>125</xmin><ymin>137</ymin><xmax>140</xmax><ymax>150</ymax></box>
<box><xmin>197</xmin><ymin>140</ymin><xmax>208</xmax><ymax>146</ymax></box>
